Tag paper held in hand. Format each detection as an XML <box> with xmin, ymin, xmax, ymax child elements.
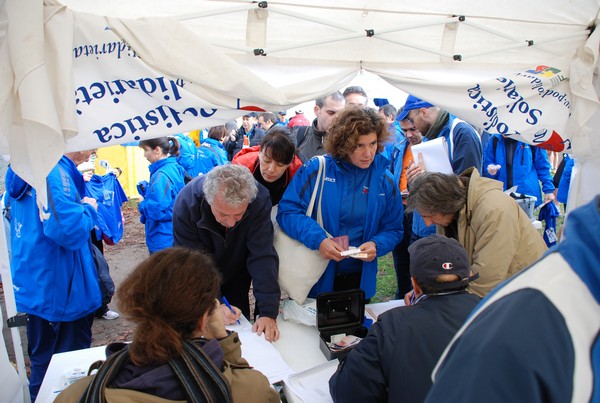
<box><xmin>411</xmin><ymin>137</ymin><xmax>453</xmax><ymax>174</ymax></box>
<box><xmin>340</xmin><ymin>247</ymin><xmax>367</xmax><ymax>259</ymax></box>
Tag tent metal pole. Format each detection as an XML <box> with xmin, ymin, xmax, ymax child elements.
<box><xmin>174</xmin><ymin>3</ymin><xmax>257</xmax><ymax>21</ymax></box>
<box><xmin>461</xmin><ymin>30</ymin><xmax>590</xmax><ymax>59</ymax></box>
<box><xmin>0</xmin><ymin>210</ymin><xmax>30</xmax><ymax>401</ymax></box>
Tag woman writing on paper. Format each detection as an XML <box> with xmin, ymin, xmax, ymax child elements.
<box><xmin>277</xmin><ymin>106</ymin><xmax>404</xmax><ymax>299</ymax></box>
<box><xmin>56</xmin><ymin>247</ymin><xmax>279</xmax><ymax>403</ymax></box>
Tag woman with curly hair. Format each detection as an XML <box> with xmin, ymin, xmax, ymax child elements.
<box><xmin>56</xmin><ymin>247</ymin><xmax>279</xmax><ymax>403</ymax></box>
<box><xmin>277</xmin><ymin>106</ymin><xmax>404</xmax><ymax>299</ymax></box>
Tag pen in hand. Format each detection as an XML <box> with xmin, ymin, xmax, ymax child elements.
<box><xmin>222</xmin><ymin>296</ymin><xmax>241</xmax><ymax>325</ymax></box>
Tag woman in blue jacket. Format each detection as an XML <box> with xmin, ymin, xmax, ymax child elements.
<box><xmin>138</xmin><ymin>137</ymin><xmax>186</xmax><ymax>253</ymax></box>
<box><xmin>277</xmin><ymin>106</ymin><xmax>404</xmax><ymax>299</ymax></box>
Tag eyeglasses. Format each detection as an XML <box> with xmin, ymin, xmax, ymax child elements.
<box><xmin>406</xmin><ymin>109</ymin><xmax>418</xmax><ymax>125</ymax></box>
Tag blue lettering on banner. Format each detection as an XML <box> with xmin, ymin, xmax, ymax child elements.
<box><xmin>75</xmin><ymin>77</ymin><xmax>185</xmax><ymax>113</ymax></box>
<box><xmin>73</xmin><ymin>39</ymin><xmax>137</xmax><ymax>60</ymax></box>
<box><xmin>466</xmin><ymin>68</ymin><xmax>570</xmax><ymax>136</ymax></box>
<box><xmin>93</xmin><ymin>105</ymin><xmax>218</xmax><ymax>143</ymax></box>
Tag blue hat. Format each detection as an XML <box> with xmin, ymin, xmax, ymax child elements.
<box><xmin>243</xmin><ymin>112</ymin><xmax>258</xmax><ymax>118</ymax></box>
<box><xmin>396</xmin><ymin>95</ymin><xmax>434</xmax><ymax>121</ymax></box>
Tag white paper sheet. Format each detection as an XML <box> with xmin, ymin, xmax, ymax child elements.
<box><xmin>226</xmin><ymin>316</ymin><xmax>294</xmax><ymax>384</ymax></box>
<box><xmin>286</xmin><ymin>359</ymin><xmax>339</xmax><ymax>403</ymax></box>
<box><xmin>411</xmin><ymin>137</ymin><xmax>453</xmax><ymax>174</ymax></box>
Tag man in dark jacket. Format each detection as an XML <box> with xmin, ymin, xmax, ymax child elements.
<box><xmin>172</xmin><ymin>164</ymin><xmax>281</xmax><ymax>341</ymax></box>
<box><xmin>293</xmin><ymin>91</ymin><xmax>345</xmax><ymax>162</ymax></box>
<box><xmin>329</xmin><ymin>234</ymin><xmax>480</xmax><ymax>403</ymax></box>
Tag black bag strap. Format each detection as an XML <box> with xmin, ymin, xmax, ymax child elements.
<box><xmin>79</xmin><ymin>341</ymin><xmax>232</xmax><ymax>403</ymax></box>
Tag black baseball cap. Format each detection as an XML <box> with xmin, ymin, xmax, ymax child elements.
<box><xmin>408</xmin><ymin>234</ymin><xmax>473</xmax><ymax>291</ymax></box>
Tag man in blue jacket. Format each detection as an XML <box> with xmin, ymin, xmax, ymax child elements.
<box><xmin>172</xmin><ymin>164</ymin><xmax>280</xmax><ymax>342</ymax></box>
<box><xmin>398</xmin><ymin>95</ymin><xmax>482</xmax><ymax>174</ymax></box>
<box><xmin>426</xmin><ymin>195</ymin><xmax>600</xmax><ymax>403</ymax></box>
<box><xmin>6</xmin><ymin>150</ymin><xmax>102</xmax><ymax>401</ymax></box>
<box><xmin>483</xmin><ymin>134</ymin><xmax>555</xmax><ymax>207</ymax></box>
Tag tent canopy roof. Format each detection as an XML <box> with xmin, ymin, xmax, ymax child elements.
<box><xmin>62</xmin><ymin>0</ymin><xmax>598</xmax><ymax>66</ymax></box>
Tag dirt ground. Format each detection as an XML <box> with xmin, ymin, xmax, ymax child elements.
<box><xmin>89</xmin><ymin>201</ymin><xmax>148</xmax><ymax>346</ymax></box>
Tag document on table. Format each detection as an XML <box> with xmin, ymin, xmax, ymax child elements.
<box><xmin>411</xmin><ymin>137</ymin><xmax>453</xmax><ymax>174</ymax></box>
<box><xmin>365</xmin><ymin>299</ymin><xmax>405</xmax><ymax>321</ymax></box>
<box><xmin>286</xmin><ymin>359</ymin><xmax>339</xmax><ymax>403</ymax></box>
<box><xmin>226</xmin><ymin>316</ymin><xmax>294</xmax><ymax>384</ymax></box>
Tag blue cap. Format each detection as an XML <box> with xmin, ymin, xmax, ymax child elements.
<box><xmin>396</xmin><ymin>95</ymin><xmax>433</xmax><ymax>121</ymax></box>
<box><xmin>243</xmin><ymin>111</ymin><xmax>258</xmax><ymax>118</ymax></box>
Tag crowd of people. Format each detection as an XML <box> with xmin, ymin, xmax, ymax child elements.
<box><xmin>3</xmin><ymin>84</ymin><xmax>590</xmax><ymax>403</ymax></box>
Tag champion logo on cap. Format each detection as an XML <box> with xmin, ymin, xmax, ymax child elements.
<box><xmin>442</xmin><ymin>262</ymin><xmax>453</xmax><ymax>270</ymax></box>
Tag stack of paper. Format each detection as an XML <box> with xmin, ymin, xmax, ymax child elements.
<box><xmin>226</xmin><ymin>316</ymin><xmax>294</xmax><ymax>384</ymax></box>
<box><xmin>286</xmin><ymin>360</ymin><xmax>339</xmax><ymax>403</ymax></box>
<box><xmin>365</xmin><ymin>299</ymin><xmax>405</xmax><ymax>321</ymax></box>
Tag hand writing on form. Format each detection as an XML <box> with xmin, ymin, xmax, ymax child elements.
<box><xmin>220</xmin><ymin>302</ymin><xmax>241</xmax><ymax>325</ymax></box>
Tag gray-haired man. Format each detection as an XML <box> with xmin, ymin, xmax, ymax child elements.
<box><xmin>173</xmin><ymin>164</ymin><xmax>281</xmax><ymax>341</ymax></box>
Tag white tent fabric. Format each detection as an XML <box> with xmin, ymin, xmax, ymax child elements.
<box><xmin>1</xmin><ymin>1</ymin><xmax>600</xmax><ymax>400</ymax></box>
<box><xmin>1</xmin><ymin>0</ymin><xmax>599</xmax><ymax>208</ymax></box>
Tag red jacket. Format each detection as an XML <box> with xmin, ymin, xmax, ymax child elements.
<box><xmin>287</xmin><ymin>113</ymin><xmax>310</xmax><ymax>128</ymax></box>
<box><xmin>232</xmin><ymin>146</ymin><xmax>303</xmax><ymax>187</ymax></box>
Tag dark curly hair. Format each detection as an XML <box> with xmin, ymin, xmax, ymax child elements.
<box><xmin>117</xmin><ymin>247</ymin><xmax>222</xmax><ymax>366</ymax></box>
<box><xmin>324</xmin><ymin>106</ymin><xmax>389</xmax><ymax>159</ymax></box>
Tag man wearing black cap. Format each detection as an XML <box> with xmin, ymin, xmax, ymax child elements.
<box><xmin>399</xmin><ymin>94</ymin><xmax>482</xmax><ymax>175</ymax></box>
<box><xmin>329</xmin><ymin>234</ymin><xmax>480</xmax><ymax>403</ymax></box>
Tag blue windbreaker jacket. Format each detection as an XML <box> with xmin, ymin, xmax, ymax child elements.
<box><xmin>175</xmin><ymin>133</ymin><xmax>198</xmax><ymax>177</ymax></box>
<box><xmin>6</xmin><ymin>157</ymin><xmax>101</xmax><ymax>322</ymax></box>
<box><xmin>138</xmin><ymin>157</ymin><xmax>185</xmax><ymax>253</ymax></box>
<box><xmin>196</xmin><ymin>138</ymin><xmax>228</xmax><ymax>175</ymax></box>
<box><xmin>277</xmin><ymin>153</ymin><xmax>404</xmax><ymax>298</ymax></box>
<box><xmin>482</xmin><ymin>134</ymin><xmax>555</xmax><ymax>206</ymax></box>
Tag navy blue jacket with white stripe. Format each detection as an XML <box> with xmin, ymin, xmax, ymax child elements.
<box><xmin>426</xmin><ymin>195</ymin><xmax>600</xmax><ymax>403</ymax></box>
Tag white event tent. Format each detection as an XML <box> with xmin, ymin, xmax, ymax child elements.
<box><xmin>1</xmin><ymin>0</ymin><xmax>599</xmax><ymax>401</ymax></box>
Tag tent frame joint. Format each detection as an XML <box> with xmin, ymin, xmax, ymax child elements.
<box><xmin>257</xmin><ymin>1</ymin><xmax>268</xmax><ymax>9</ymax></box>
<box><xmin>365</xmin><ymin>29</ymin><xmax>375</xmax><ymax>37</ymax></box>
<box><xmin>453</xmin><ymin>54</ymin><xmax>462</xmax><ymax>61</ymax></box>
<box><xmin>253</xmin><ymin>48</ymin><xmax>267</xmax><ymax>56</ymax></box>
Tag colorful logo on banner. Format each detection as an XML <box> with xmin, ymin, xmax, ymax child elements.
<box><xmin>465</xmin><ymin>65</ymin><xmax>571</xmax><ymax>152</ymax></box>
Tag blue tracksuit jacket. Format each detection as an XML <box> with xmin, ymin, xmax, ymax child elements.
<box><xmin>483</xmin><ymin>134</ymin><xmax>555</xmax><ymax>206</ymax></box>
<box><xmin>138</xmin><ymin>157</ymin><xmax>185</xmax><ymax>253</ymax></box>
<box><xmin>6</xmin><ymin>158</ymin><xmax>101</xmax><ymax>322</ymax></box>
<box><xmin>277</xmin><ymin>153</ymin><xmax>404</xmax><ymax>299</ymax></box>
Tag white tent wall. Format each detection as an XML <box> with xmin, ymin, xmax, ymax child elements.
<box><xmin>1</xmin><ymin>1</ymin><xmax>600</xmax><ymax>401</ymax></box>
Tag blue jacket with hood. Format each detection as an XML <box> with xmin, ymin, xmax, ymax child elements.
<box><xmin>277</xmin><ymin>153</ymin><xmax>404</xmax><ymax>299</ymax></box>
<box><xmin>6</xmin><ymin>157</ymin><xmax>101</xmax><ymax>322</ymax></box>
<box><xmin>138</xmin><ymin>157</ymin><xmax>185</xmax><ymax>253</ymax></box>
<box><xmin>482</xmin><ymin>134</ymin><xmax>555</xmax><ymax>207</ymax></box>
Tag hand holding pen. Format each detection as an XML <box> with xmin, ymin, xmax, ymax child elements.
<box><xmin>221</xmin><ymin>296</ymin><xmax>241</xmax><ymax>325</ymax></box>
